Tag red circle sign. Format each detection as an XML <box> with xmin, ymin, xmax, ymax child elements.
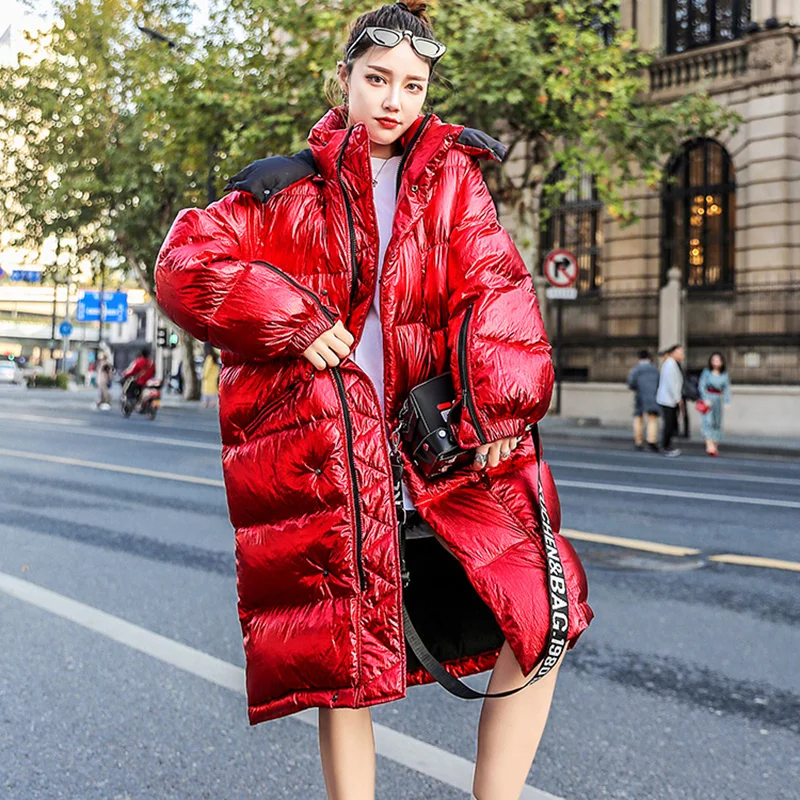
<box><xmin>543</xmin><ymin>249</ymin><xmax>579</xmax><ymax>288</ymax></box>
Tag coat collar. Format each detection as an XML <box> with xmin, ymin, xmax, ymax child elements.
<box><xmin>224</xmin><ymin>106</ymin><xmax>507</xmax><ymax>201</ymax></box>
<box><xmin>307</xmin><ymin>105</ymin><xmax>506</xmax><ymax>193</ymax></box>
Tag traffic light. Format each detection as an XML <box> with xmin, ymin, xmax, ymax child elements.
<box><xmin>169</xmin><ymin>332</ymin><xmax>179</xmax><ymax>349</ymax></box>
<box><xmin>157</xmin><ymin>326</ymin><xmax>168</xmax><ymax>347</ymax></box>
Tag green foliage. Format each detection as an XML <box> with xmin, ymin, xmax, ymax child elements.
<box><xmin>26</xmin><ymin>373</ymin><xmax>69</xmax><ymax>389</ymax></box>
<box><xmin>0</xmin><ymin>0</ymin><xmax>740</xmax><ymax>289</ymax></box>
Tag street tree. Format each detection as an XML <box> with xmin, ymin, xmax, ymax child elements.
<box><xmin>1</xmin><ymin>0</ymin><xmax>739</xmax><ymax>387</ymax></box>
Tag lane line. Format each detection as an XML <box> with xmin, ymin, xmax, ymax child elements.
<box><xmin>549</xmin><ymin>459</ymin><xmax>800</xmax><ymax>488</ymax></box>
<box><xmin>0</xmin><ymin>414</ymin><xmax>220</xmax><ymax>451</ymax></box>
<box><xmin>707</xmin><ymin>554</ymin><xmax>800</xmax><ymax>572</ymax></box>
<box><xmin>557</xmin><ymin>479</ymin><xmax>800</xmax><ymax>510</ymax></box>
<box><xmin>0</xmin><ymin>412</ymin><xmax>89</xmax><ymax>427</ymax></box>
<box><xmin>561</xmin><ymin>529</ymin><xmax>701</xmax><ymax>557</ymax></box>
<box><xmin>546</xmin><ymin>441</ymin><xmax>800</xmax><ymax>470</ymax></box>
<box><xmin>2</xmin><ymin>448</ymin><xmax>795</xmax><ymax>575</ymax></box>
<box><xmin>0</xmin><ymin>571</ymin><xmax>562</xmax><ymax>800</ymax></box>
<box><xmin>0</xmin><ymin>448</ymin><xmax>225</xmax><ymax>487</ymax></box>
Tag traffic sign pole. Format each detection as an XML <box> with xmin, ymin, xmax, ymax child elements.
<box><xmin>542</xmin><ymin>249</ymin><xmax>579</xmax><ymax>416</ymax></box>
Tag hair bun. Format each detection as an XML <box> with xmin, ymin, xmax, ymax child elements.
<box><xmin>395</xmin><ymin>0</ymin><xmax>430</xmax><ymax>19</ymax></box>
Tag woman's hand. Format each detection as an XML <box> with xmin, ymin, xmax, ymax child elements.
<box><xmin>302</xmin><ymin>320</ymin><xmax>355</xmax><ymax>370</ymax></box>
<box><xmin>471</xmin><ymin>435</ymin><xmax>521</xmax><ymax>471</ymax></box>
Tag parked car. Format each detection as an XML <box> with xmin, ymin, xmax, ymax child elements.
<box><xmin>0</xmin><ymin>361</ymin><xmax>24</xmax><ymax>385</ymax></box>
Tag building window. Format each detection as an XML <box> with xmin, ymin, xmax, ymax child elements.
<box><xmin>662</xmin><ymin>138</ymin><xmax>735</xmax><ymax>289</ymax></box>
<box><xmin>665</xmin><ymin>0</ymin><xmax>751</xmax><ymax>54</ymax></box>
<box><xmin>539</xmin><ymin>169</ymin><xmax>603</xmax><ymax>293</ymax></box>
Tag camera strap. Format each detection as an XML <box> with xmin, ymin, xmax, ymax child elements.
<box><xmin>391</xmin><ymin>423</ymin><xmax>570</xmax><ymax>699</ymax></box>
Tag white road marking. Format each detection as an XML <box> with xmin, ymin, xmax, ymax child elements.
<box><xmin>0</xmin><ymin>571</ymin><xmax>563</xmax><ymax>800</ymax></box>
<box><xmin>557</xmin><ymin>479</ymin><xmax>800</xmax><ymax>510</ymax></box>
<box><xmin>0</xmin><ymin>412</ymin><xmax>220</xmax><ymax>450</ymax></box>
<box><xmin>549</xmin><ymin>459</ymin><xmax>800</xmax><ymax>488</ymax></box>
<box><xmin>707</xmin><ymin>554</ymin><xmax>800</xmax><ymax>572</ymax></box>
<box><xmin>3</xmin><ymin>448</ymin><xmax>794</xmax><ymax>574</ymax></box>
<box><xmin>546</xmin><ymin>441</ymin><xmax>800</xmax><ymax>470</ymax></box>
<box><xmin>562</xmin><ymin>529</ymin><xmax>701</xmax><ymax>557</ymax></box>
<box><xmin>0</xmin><ymin>412</ymin><xmax>89</xmax><ymax>427</ymax></box>
<box><xmin>0</xmin><ymin>448</ymin><xmax>225</xmax><ymax>487</ymax></box>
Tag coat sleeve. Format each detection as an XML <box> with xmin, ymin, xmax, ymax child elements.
<box><xmin>446</xmin><ymin>158</ymin><xmax>555</xmax><ymax>448</ymax></box>
<box><xmin>154</xmin><ymin>190</ymin><xmax>339</xmax><ymax>362</ymax></box>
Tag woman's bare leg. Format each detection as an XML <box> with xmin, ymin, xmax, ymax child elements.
<box><xmin>472</xmin><ymin>641</ymin><xmax>563</xmax><ymax>800</ymax></box>
<box><xmin>318</xmin><ymin>707</ymin><xmax>376</xmax><ymax>800</ymax></box>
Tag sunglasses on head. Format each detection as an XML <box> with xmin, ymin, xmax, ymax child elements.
<box><xmin>345</xmin><ymin>26</ymin><xmax>447</xmax><ymax>64</ymax></box>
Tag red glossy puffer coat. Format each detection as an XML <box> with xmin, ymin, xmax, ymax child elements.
<box><xmin>155</xmin><ymin>105</ymin><xmax>593</xmax><ymax>725</ymax></box>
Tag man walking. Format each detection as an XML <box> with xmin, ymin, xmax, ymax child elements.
<box><xmin>627</xmin><ymin>350</ymin><xmax>660</xmax><ymax>452</ymax></box>
<box><xmin>657</xmin><ymin>344</ymin><xmax>685</xmax><ymax>457</ymax></box>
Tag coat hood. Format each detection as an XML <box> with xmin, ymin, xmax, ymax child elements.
<box><xmin>224</xmin><ymin>105</ymin><xmax>507</xmax><ymax>202</ymax></box>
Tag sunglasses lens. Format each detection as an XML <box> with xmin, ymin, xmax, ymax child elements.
<box><xmin>414</xmin><ymin>40</ymin><xmax>442</xmax><ymax>58</ymax></box>
<box><xmin>370</xmin><ymin>28</ymin><xmax>402</xmax><ymax>46</ymax></box>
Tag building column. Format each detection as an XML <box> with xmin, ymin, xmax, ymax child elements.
<box><xmin>659</xmin><ymin>266</ymin><xmax>684</xmax><ymax>352</ymax></box>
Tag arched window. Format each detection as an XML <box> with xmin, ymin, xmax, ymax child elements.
<box><xmin>665</xmin><ymin>0</ymin><xmax>751</xmax><ymax>54</ymax></box>
<box><xmin>662</xmin><ymin>138</ymin><xmax>735</xmax><ymax>289</ymax></box>
<box><xmin>539</xmin><ymin>168</ymin><xmax>603</xmax><ymax>293</ymax></box>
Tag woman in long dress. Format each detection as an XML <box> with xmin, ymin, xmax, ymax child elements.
<box><xmin>699</xmin><ymin>351</ymin><xmax>732</xmax><ymax>456</ymax></box>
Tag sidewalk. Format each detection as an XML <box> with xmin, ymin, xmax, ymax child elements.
<box><xmin>539</xmin><ymin>415</ymin><xmax>800</xmax><ymax>458</ymax></box>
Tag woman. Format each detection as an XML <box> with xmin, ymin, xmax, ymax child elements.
<box><xmin>699</xmin><ymin>351</ymin><xmax>732</xmax><ymax>456</ymax></box>
<box><xmin>95</xmin><ymin>354</ymin><xmax>112</xmax><ymax>410</ymax></box>
<box><xmin>155</xmin><ymin>3</ymin><xmax>592</xmax><ymax>797</ymax></box>
<box><xmin>201</xmin><ymin>342</ymin><xmax>220</xmax><ymax>408</ymax></box>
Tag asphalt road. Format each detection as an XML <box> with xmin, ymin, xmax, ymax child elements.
<box><xmin>1</xmin><ymin>385</ymin><xmax>798</xmax><ymax>800</ymax></box>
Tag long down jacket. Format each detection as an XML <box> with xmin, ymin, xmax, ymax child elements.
<box><xmin>155</xmin><ymin>106</ymin><xmax>593</xmax><ymax>725</ymax></box>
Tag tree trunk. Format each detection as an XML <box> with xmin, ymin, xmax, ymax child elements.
<box><xmin>181</xmin><ymin>331</ymin><xmax>201</xmax><ymax>401</ymax></box>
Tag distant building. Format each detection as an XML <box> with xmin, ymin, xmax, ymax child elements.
<box><xmin>521</xmin><ymin>1</ymin><xmax>799</xmax><ymax>389</ymax></box>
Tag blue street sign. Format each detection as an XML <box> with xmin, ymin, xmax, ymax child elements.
<box><xmin>76</xmin><ymin>291</ymin><xmax>128</xmax><ymax>323</ymax></box>
<box><xmin>0</xmin><ymin>267</ymin><xmax>4</xmax><ymax>278</ymax></box>
<box><xmin>59</xmin><ymin>320</ymin><xmax>73</xmax><ymax>337</ymax></box>
<box><xmin>11</xmin><ymin>270</ymin><xmax>42</xmax><ymax>282</ymax></box>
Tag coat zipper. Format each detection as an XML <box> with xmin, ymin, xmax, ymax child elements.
<box><xmin>253</xmin><ymin>259</ymin><xmax>367</xmax><ymax>592</ymax></box>
<box><xmin>395</xmin><ymin>112</ymin><xmax>433</xmax><ymax>197</ymax></box>
<box><xmin>457</xmin><ymin>304</ymin><xmax>488</xmax><ymax>446</ymax></box>
<box><xmin>336</xmin><ymin>127</ymin><xmax>359</xmax><ymax>310</ymax></box>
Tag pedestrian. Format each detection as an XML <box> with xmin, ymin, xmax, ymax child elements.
<box><xmin>95</xmin><ymin>355</ymin><xmax>112</xmax><ymax>410</ymax></box>
<box><xmin>626</xmin><ymin>349</ymin><xmax>660</xmax><ymax>452</ymax></box>
<box><xmin>657</xmin><ymin>344</ymin><xmax>685</xmax><ymax>457</ymax></box>
<box><xmin>698</xmin><ymin>351</ymin><xmax>732</xmax><ymax>457</ymax></box>
<box><xmin>154</xmin><ymin>3</ymin><xmax>592</xmax><ymax>798</ymax></box>
<box><xmin>201</xmin><ymin>342</ymin><xmax>220</xmax><ymax>408</ymax></box>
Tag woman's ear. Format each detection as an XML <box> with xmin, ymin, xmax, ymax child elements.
<box><xmin>336</xmin><ymin>61</ymin><xmax>349</xmax><ymax>94</ymax></box>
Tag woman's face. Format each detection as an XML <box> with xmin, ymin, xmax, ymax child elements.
<box><xmin>338</xmin><ymin>39</ymin><xmax>430</xmax><ymax>157</ymax></box>
<box><xmin>711</xmin><ymin>354</ymin><xmax>723</xmax><ymax>370</ymax></box>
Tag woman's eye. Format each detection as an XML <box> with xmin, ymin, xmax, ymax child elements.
<box><xmin>366</xmin><ymin>74</ymin><xmax>384</xmax><ymax>84</ymax></box>
<box><xmin>407</xmin><ymin>83</ymin><xmax>423</xmax><ymax>92</ymax></box>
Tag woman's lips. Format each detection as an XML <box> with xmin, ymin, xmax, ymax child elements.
<box><xmin>376</xmin><ymin>118</ymin><xmax>400</xmax><ymax>129</ymax></box>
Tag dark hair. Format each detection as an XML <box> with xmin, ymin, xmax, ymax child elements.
<box><xmin>638</xmin><ymin>349</ymin><xmax>650</xmax><ymax>360</ymax></box>
<box><xmin>669</xmin><ymin>343</ymin><xmax>683</xmax><ymax>354</ymax></box>
<box><xmin>141</xmin><ymin>347</ymin><xmax>151</xmax><ymax>359</ymax></box>
<box><xmin>708</xmin><ymin>351</ymin><xmax>726</xmax><ymax>372</ymax></box>
<box><xmin>328</xmin><ymin>1</ymin><xmax>439</xmax><ymax>105</ymax></box>
<box><xmin>204</xmin><ymin>341</ymin><xmax>219</xmax><ymax>364</ymax></box>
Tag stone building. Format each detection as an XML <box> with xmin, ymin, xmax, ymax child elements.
<box><xmin>525</xmin><ymin>0</ymin><xmax>800</xmax><ymax>434</ymax></box>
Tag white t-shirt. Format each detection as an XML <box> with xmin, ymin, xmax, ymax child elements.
<box><xmin>351</xmin><ymin>155</ymin><xmax>415</xmax><ymax>511</ymax></box>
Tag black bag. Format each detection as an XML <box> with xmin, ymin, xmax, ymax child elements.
<box><xmin>389</xmin><ymin>373</ymin><xmax>569</xmax><ymax>699</ymax></box>
<box><xmin>394</xmin><ymin>373</ymin><xmax>474</xmax><ymax>478</ymax></box>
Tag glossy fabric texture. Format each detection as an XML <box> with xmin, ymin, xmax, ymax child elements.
<box><xmin>154</xmin><ymin>106</ymin><xmax>593</xmax><ymax>725</ymax></box>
